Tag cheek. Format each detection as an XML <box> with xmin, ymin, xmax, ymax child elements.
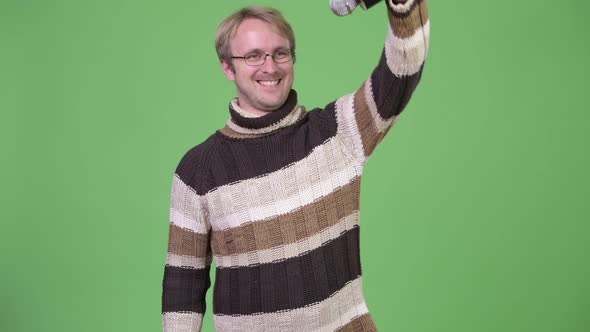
<box><xmin>234</xmin><ymin>67</ymin><xmax>256</xmax><ymax>82</ymax></box>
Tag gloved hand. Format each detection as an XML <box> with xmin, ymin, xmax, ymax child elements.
<box><xmin>330</xmin><ymin>0</ymin><xmax>384</xmax><ymax>16</ymax></box>
<box><xmin>330</xmin><ymin>0</ymin><xmax>360</xmax><ymax>16</ymax></box>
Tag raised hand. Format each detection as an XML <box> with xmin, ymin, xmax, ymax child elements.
<box><xmin>330</xmin><ymin>0</ymin><xmax>360</xmax><ymax>16</ymax></box>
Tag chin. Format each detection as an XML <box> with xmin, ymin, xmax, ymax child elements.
<box><xmin>260</xmin><ymin>96</ymin><xmax>288</xmax><ymax>111</ymax></box>
<box><xmin>259</xmin><ymin>103</ymin><xmax>282</xmax><ymax>112</ymax></box>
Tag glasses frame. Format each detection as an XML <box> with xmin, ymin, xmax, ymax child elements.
<box><xmin>231</xmin><ymin>49</ymin><xmax>296</xmax><ymax>66</ymax></box>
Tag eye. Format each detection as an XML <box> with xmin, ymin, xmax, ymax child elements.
<box><xmin>274</xmin><ymin>50</ymin><xmax>290</xmax><ymax>59</ymax></box>
<box><xmin>245</xmin><ymin>53</ymin><xmax>263</xmax><ymax>61</ymax></box>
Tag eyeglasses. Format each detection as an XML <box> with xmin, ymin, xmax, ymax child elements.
<box><xmin>231</xmin><ymin>49</ymin><xmax>295</xmax><ymax>66</ymax></box>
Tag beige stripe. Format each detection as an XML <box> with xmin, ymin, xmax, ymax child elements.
<box><xmin>162</xmin><ymin>312</ymin><xmax>203</xmax><ymax>332</ymax></box>
<box><xmin>170</xmin><ymin>174</ymin><xmax>209</xmax><ymax>235</ymax></box>
<box><xmin>335</xmin><ymin>313</ymin><xmax>377</xmax><ymax>332</ymax></box>
<box><xmin>165</xmin><ymin>253</ymin><xmax>211</xmax><ymax>270</ymax></box>
<box><xmin>213</xmin><ymin>277</ymin><xmax>369</xmax><ymax>332</ymax></box>
<box><xmin>384</xmin><ymin>20</ymin><xmax>430</xmax><ymax>76</ymax></box>
<box><xmin>335</xmin><ymin>80</ymin><xmax>396</xmax><ymax>164</ymax></box>
<box><xmin>335</xmin><ymin>92</ymin><xmax>367</xmax><ymax>166</ymax></box>
<box><xmin>227</xmin><ymin>105</ymin><xmax>306</xmax><ymax>135</ymax></box>
<box><xmin>214</xmin><ymin>211</ymin><xmax>359</xmax><ymax>268</ymax></box>
<box><xmin>388</xmin><ymin>0</ymin><xmax>429</xmax><ymax>39</ymax></box>
<box><xmin>230</xmin><ymin>98</ymin><xmax>259</xmax><ymax>118</ymax></box>
<box><xmin>211</xmin><ymin>176</ymin><xmax>360</xmax><ymax>256</ymax></box>
<box><xmin>219</xmin><ymin>106</ymin><xmax>307</xmax><ymax>138</ymax></box>
<box><xmin>167</xmin><ymin>224</ymin><xmax>209</xmax><ymax>257</ymax></box>
<box><xmin>204</xmin><ymin>137</ymin><xmax>361</xmax><ymax>231</ymax></box>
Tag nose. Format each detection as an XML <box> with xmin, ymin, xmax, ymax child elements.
<box><xmin>260</xmin><ymin>54</ymin><xmax>279</xmax><ymax>73</ymax></box>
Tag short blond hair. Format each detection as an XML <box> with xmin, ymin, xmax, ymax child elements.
<box><xmin>215</xmin><ymin>6</ymin><xmax>296</xmax><ymax>68</ymax></box>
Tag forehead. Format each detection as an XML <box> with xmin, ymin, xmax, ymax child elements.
<box><xmin>230</xmin><ymin>18</ymin><xmax>290</xmax><ymax>54</ymax></box>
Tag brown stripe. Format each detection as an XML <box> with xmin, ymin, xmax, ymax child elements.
<box><xmin>210</xmin><ymin>176</ymin><xmax>361</xmax><ymax>256</ymax></box>
<box><xmin>336</xmin><ymin>313</ymin><xmax>378</xmax><ymax>332</ymax></box>
<box><xmin>218</xmin><ymin>125</ymin><xmax>264</xmax><ymax>139</ymax></box>
<box><xmin>353</xmin><ymin>82</ymin><xmax>382</xmax><ymax>158</ymax></box>
<box><xmin>388</xmin><ymin>0</ymin><xmax>429</xmax><ymax>39</ymax></box>
<box><xmin>167</xmin><ymin>223</ymin><xmax>210</xmax><ymax>258</ymax></box>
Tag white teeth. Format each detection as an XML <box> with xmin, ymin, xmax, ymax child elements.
<box><xmin>258</xmin><ymin>80</ymin><xmax>280</xmax><ymax>86</ymax></box>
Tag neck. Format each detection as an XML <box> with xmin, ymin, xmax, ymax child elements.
<box><xmin>220</xmin><ymin>89</ymin><xmax>306</xmax><ymax>138</ymax></box>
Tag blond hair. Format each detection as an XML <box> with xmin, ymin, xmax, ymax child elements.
<box><xmin>215</xmin><ymin>6</ymin><xmax>296</xmax><ymax>69</ymax></box>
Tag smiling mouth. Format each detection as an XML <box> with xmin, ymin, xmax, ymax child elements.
<box><xmin>257</xmin><ymin>79</ymin><xmax>281</xmax><ymax>87</ymax></box>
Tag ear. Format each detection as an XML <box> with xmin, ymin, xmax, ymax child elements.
<box><xmin>221</xmin><ymin>60</ymin><xmax>235</xmax><ymax>81</ymax></box>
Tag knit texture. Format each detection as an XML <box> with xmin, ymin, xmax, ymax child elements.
<box><xmin>162</xmin><ymin>0</ymin><xmax>429</xmax><ymax>331</ymax></box>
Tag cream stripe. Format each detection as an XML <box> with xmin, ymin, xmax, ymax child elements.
<box><xmin>227</xmin><ymin>105</ymin><xmax>305</xmax><ymax>135</ymax></box>
<box><xmin>170</xmin><ymin>209</ymin><xmax>209</xmax><ymax>235</ymax></box>
<box><xmin>213</xmin><ymin>277</ymin><xmax>368</xmax><ymax>332</ymax></box>
<box><xmin>315</xmin><ymin>302</ymin><xmax>370</xmax><ymax>332</ymax></box>
<box><xmin>162</xmin><ymin>312</ymin><xmax>203</xmax><ymax>332</ymax></box>
<box><xmin>335</xmin><ymin>93</ymin><xmax>367</xmax><ymax>166</ymax></box>
<box><xmin>214</xmin><ymin>211</ymin><xmax>359</xmax><ymax>268</ymax></box>
<box><xmin>166</xmin><ymin>253</ymin><xmax>211</xmax><ymax>270</ymax></box>
<box><xmin>385</xmin><ymin>20</ymin><xmax>430</xmax><ymax>76</ymax></box>
<box><xmin>388</xmin><ymin>0</ymin><xmax>416</xmax><ymax>13</ymax></box>
<box><xmin>204</xmin><ymin>138</ymin><xmax>361</xmax><ymax>231</ymax></box>
<box><xmin>388</xmin><ymin>19</ymin><xmax>430</xmax><ymax>51</ymax></box>
<box><xmin>170</xmin><ymin>175</ymin><xmax>209</xmax><ymax>235</ymax></box>
<box><xmin>230</xmin><ymin>98</ymin><xmax>258</xmax><ymax>118</ymax></box>
<box><xmin>363</xmin><ymin>78</ymin><xmax>397</xmax><ymax>133</ymax></box>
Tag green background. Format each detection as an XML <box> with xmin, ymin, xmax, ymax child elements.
<box><xmin>2</xmin><ymin>0</ymin><xmax>589</xmax><ymax>331</ymax></box>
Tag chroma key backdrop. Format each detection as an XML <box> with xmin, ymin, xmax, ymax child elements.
<box><xmin>1</xmin><ymin>0</ymin><xmax>589</xmax><ymax>331</ymax></box>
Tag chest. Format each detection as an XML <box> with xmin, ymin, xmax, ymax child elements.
<box><xmin>204</xmin><ymin>134</ymin><xmax>361</xmax><ymax>232</ymax></box>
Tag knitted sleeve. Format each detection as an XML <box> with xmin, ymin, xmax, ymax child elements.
<box><xmin>334</xmin><ymin>0</ymin><xmax>430</xmax><ymax>166</ymax></box>
<box><xmin>161</xmin><ymin>151</ymin><xmax>212</xmax><ymax>332</ymax></box>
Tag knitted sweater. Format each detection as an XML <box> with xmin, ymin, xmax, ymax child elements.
<box><xmin>162</xmin><ymin>0</ymin><xmax>430</xmax><ymax>331</ymax></box>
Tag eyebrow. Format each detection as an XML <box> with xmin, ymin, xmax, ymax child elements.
<box><xmin>243</xmin><ymin>47</ymin><xmax>290</xmax><ymax>54</ymax></box>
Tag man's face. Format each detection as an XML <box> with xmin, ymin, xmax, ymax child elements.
<box><xmin>221</xmin><ymin>18</ymin><xmax>294</xmax><ymax>115</ymax></box>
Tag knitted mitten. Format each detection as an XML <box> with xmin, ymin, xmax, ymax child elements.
<box><xmin>330</xmin><ymin>0</ymin><xmax>384</xmax><ymax>16</ymax></box>
<box><xmin>329</xmin><ymin>0</ymin><xmax>360</xmax><ymax>16</ymax></box>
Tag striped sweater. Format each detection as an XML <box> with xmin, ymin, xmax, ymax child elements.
<box><xmin>162</xmin><ymin>0</ymin><xmax>430</xmax><ymax>331</ymax></box>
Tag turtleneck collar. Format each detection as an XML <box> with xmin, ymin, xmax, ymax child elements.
<box><xmin>225</xmin><ymin>90</ymin><xmax>305</xmax><ymax>136</ymax></box>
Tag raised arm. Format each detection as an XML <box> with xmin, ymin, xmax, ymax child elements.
<box><xmin>334</xmin><ymin>0</ymin><xmax>430</xmax><ymax>165</ymax></box>
<box><xmin>161</xmin><ymin>153</ymin><xmax>212</xmax><ymax>332</ymax></box>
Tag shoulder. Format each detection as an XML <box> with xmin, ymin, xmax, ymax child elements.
<box><xmin>174</xmin><ymin>133</ymin><xmax>220</xmax><ymax>195</ymax></box>
<box><xmin>304</xmin><ymin>102</ymin><xmax>338</xmax><ymax>136</ymax></box>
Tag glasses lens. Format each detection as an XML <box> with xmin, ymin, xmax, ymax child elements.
<box><xmin>273</xmin><ymin>50</ymin><xmax>292</xmax><ymax>63</ymax></box>
<box><xmin>245</xmin><ymin>53</ymin><xmax>264</xmax><ymax>66</ymax></box>
<box><xmin>242</xmin><ymin>50</ymin><xmax>292</xmax><ymax>66</ymax></box>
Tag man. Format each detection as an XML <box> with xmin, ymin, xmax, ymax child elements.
<box><xmin>162</xmin><ymin>0</ymin><xmax>429</xmax><ymax>331</ymax></box>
